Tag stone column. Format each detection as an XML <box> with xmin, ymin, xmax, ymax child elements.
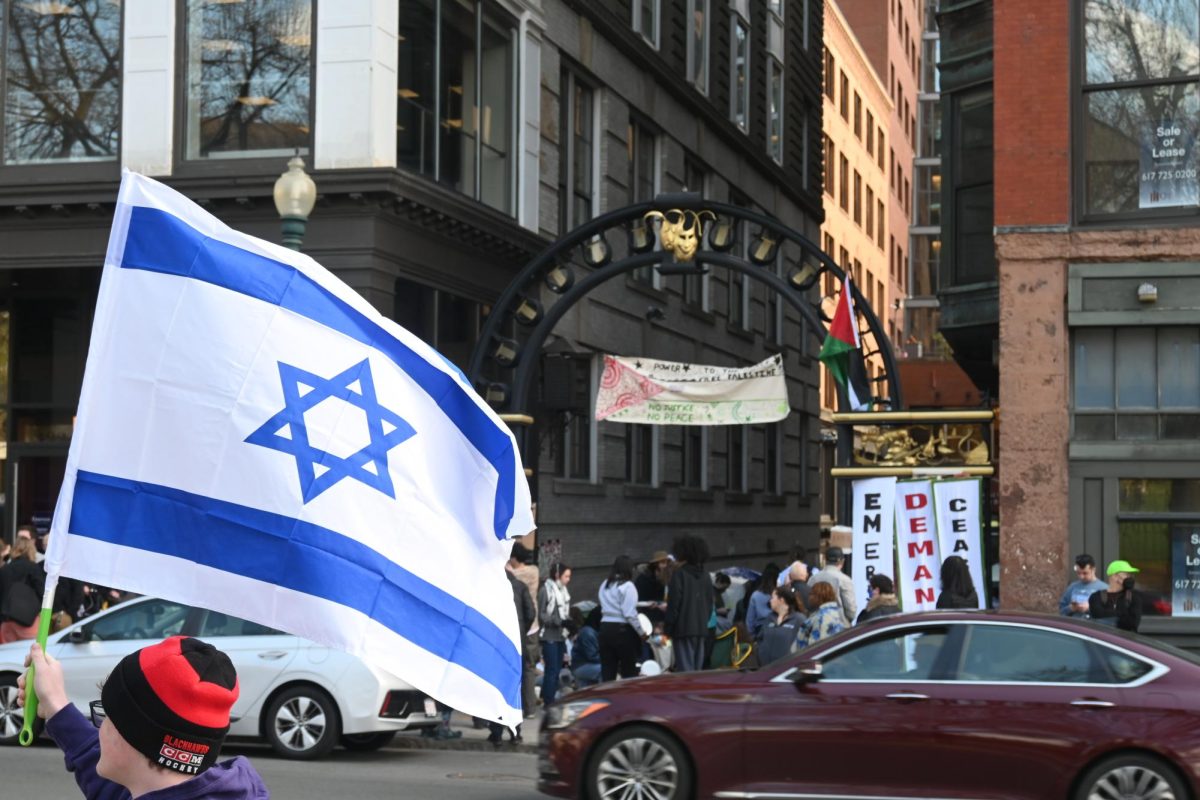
<box><xmin>996</xmin><ymin>232</ymin><xmax>1070</xmax><ymax>611</ymax></box>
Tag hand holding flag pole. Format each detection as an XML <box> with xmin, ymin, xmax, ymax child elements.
<box><xmin>19</xmin><ymin>575</ymin><xmax>58</xmax><ymax>745</ymax></box>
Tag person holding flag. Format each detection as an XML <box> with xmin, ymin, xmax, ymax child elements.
<box><xmin>818</xmin><ymin>274</ymin><xmax>872</xmax><ymax>411</ymax></box>
<box><xmin>19</xmin><ymin>637</ymin><xmax>269</xmax><ymax>799</ymax></box>
<box><xmin>19</xmin><ymin>171</ymin><xmax>535</xmax><ymax>745</ymax></box>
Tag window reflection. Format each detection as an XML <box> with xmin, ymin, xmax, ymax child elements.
<box><xmin>1082</xmin><ymin>1</ymin><xmax>1200</xmax><ymax>217</ymax></box>
<box><xmin>3</xmin><ymin>0</ymin><xmax>120</xmax><ymax>164</ymax></box>
<box><xmin>1085</xmin><ymin>0</ymin><xmax>1199</xmax><ymax>85</ymax></box>
<box><xmin>185</xmin><ymin>0</ymin><xmax>312</xmax><ymax>160</ymax></box>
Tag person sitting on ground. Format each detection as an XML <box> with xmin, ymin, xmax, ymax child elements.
<box><xmin>756</xmin><ymin>585</ymin><xmax>807</xmax><ymax>665</ymax></box>
<box><xmin>1089</xmin><ymin>560</ymin><xmax>1143</xmax><ymax>633</ymax></box>
<box><xmin>569</xmin><ymin>607</ymin><xmax>602</xmax><ymax>688</ymax></box>
<box><xmin>857</xmin><ymin>574</ymin><xmax>902</xmax><ymax>624</ymax></box>
<box><xmin>19</xmin><ymin>636</ymin><xmax>269</xmax><ymax>799</ymax></box>
<box><xmin>797</xmin><ymin>582</ymin><xmax>846</xmax><ymax>649</ymax></box>
<box><xmin>936</xmin><ymin>556</ymin><xmax>980</xmax><ymax>609</ymax></box>
<box><xmin>1059</xmin><ymin>554</ymin><xmax>1108</xmax><ymax>619</ymax></box>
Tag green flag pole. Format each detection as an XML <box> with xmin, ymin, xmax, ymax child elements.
<box><xmin>19</xmin><ymin>578</ymin><xmax>58</xmax><ymax>746</ymax></box>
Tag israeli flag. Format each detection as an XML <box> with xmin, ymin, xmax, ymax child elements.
<box><xmin>45</xmin><ymin>172</ymin><xmax>534</xmax><ymax>725</ymax></box>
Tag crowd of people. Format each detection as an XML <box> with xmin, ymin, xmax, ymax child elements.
<box><xmin>0</xmin><ymin>524</ymin><xmax>133</xmax><ymax>644</ymax></box>
<box><xmin>477</xmin><ymin>535</ymin><xmax>1041</xmax><ymax>740</ymax></box>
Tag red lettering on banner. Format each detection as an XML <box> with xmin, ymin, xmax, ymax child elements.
<box><xmin>905</xmin><ymin>493</ymin><xmax>928</xmax><ymax>511</ymax></box>
<box><xmin>914</xmin><ymin>565</ymin><xmax>933</xmax><ymax>581</ymax></box>
<box><xmin>910</xmin><ymin>517</ymin><xmax>927</xmax><ymax>534</ymax></box>
<box><xmin>907</xmin><ymin>541</ymin><xmax>933</xmax><ymax>558</ymax></box>
<box><xmin>916</xmin><ymin>587</ymin><xmax>935</xmax><ymax>604</ymax></box>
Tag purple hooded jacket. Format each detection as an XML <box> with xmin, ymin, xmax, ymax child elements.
<box><xmin>46</xmin><ymin>704</ymin><xmax>270</xmax><ymax>800</ymax></box>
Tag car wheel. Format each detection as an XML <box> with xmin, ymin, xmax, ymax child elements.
<box><xmin>1075</xmin><ymin>753</ymin><xmax>1187</xmax><ymax>800</ymax></box>
<box><xmin>264</xmin><ymin>685</ymin><xmax>341</xmax><ymax>760</ymax></box>
<box><xmin>586</xmin><ymin>725</ymin><xmax>692</xmax><ymax>800</ymax></box>
<box><xmin>0</xmin><ymin>674</ymin><xmax>40</xmax><ymax>746</ymax></box>
<box><xmin>339</xmin><ymin>731</ymin><xmax>396</xmax><ymax>752</ymax></box>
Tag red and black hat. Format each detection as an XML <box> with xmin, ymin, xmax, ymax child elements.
<box><xmin>101</xmin><ymin>636</ymin><xmax>239</xmax><ymax>775</ymax></box>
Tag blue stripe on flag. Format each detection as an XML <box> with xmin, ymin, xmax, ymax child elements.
<box><xmin>119</xmin><ymin>205</ymin><xmax>516</xmax><ymax>541</ymax></box>
<box><xmin>70</xmin><ymin>470</ymin><xmax>521</xmax><ymax>709</ymax></box>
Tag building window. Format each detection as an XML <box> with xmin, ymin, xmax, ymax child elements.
<box><xmin>632</xmin><ymin>0</ymin><xmax>660</xmax><ymax>48</ymax></box>
<box><xmin>866</xmin><ymin>186</ymin><xmax>875</xmax><ymax>234</ymax></box>
<box><xmin>1071</xmin><ymin>326</ymin><xmax>1200</xmax><ymax>441</ymax></box>
<box><xmin>628</xmin><ymin>117</ymin><xmax>659</xmax><ymax>284</ymax></box>
<box><xmin>877</xmin><ymin>198</ymin><xmax>885</xmax><ymax>248</ymax></box>
<box><xmin>840</xmin><ymin>71</ymin><xmax>849</xmax><ymax>119</ymax></box>
<box><xmin>560</xmin><ymin>69</ymin><xmax>596</xmax><ymax>233</ymax></box>
<box><xmin>878</xmin><ymin>129</ymin><xmax>886</xmax><ymax>169</ymax></box>
<box><xmin>853</xmin><ymin>170</ymin><xmax>863</xmax><ymax>225</ymax></box>
<box><xmin>839</xmin><ymin>154</ymin><xmax>849</xmax><ymax>211</ymax></box>
<box><xmin>853</xmin><ymin>92</ymin><xmax>862</xmax><ymax>138</ymax></box>
<box><xmin>1080</xmin><ymin>0</ymin><xmax>1200</xmax><ymax>220</ymax></box>
<box><xmin>767</xmin><ymin>58</ymin><xmax>784</xmax><ymax>163</ymax></box>
<box><xmin>397</xmin><ymin>0</ymin><xmax>516</xmax><ymax>214</ymax></box>
<box><xmin>731</xmin><ymin>13</ymin><xmax>750</xmax><ymax>132</ymax></box>
<box><xmin>948</xmin><ymin>89</ymin><xmax>994</xmax><ymax>286</ymax></box>
<box><xmin>727</xmin><ymin>426</ymin><xmax>747</xmax><ymax>492</ymax></box>
<box><xmin>1</xmin><ymin>0</ymin><xmax>120</xmax><ymax>165</ymax></box>
<box><xmin>683</xmin><ymin>154</ymin><xmax>709</xmax><ymax>305</ymax></box>
<box><xmin>824</xmin><ymin>48</ymin><xmax>835</xmax><ymax>99</ymax></box>
<box><xmin>1116</xmin><ymin>479</ymin><xmax>1200</xmax><ymax>617</ymax></box>
<box><xmin>729</xmin><ymin>191</ymin><xmax>752</xmax><ymax>329</ymax></box>
<box><xmin>625</xmin><ymin>425</ymin><xmax>656</xmax><ymax>485</ymax></box>
<box><xmin>824</xmin><ymin>136</ymin><xmax>835</xmax><ymax>196</ymax></box>
<box><xmin>767</xmin><ymin>0</ymin><xmax>784</xmax><ymax>20</ymax></box>
<box><xmin>763</xmin><ymin>423</ymin><xmax>782</xmax><ymax>495</ymax></box>
<box><xmin>866</xmin><ymin>111</ymin><xmax>875</xmax><ymax>155</ymax></box>
<box><xmin>541</xmin><ymin>355</ymin><xmax>596</xmax><ymax>481</ymax></box>
<box><xmin>683</xmin><ymin>427</ymin><xmax>708</xmax><ymax>489</ymax></box>
<box><xmin>185</xmin><ymin>0</ymin><xmax>312</xmax><ymax>160</ymax></box>
<box><xmin>687</xmin><ymin>0</ymin><xmax>710</xmax><ymax>94</ymax></box>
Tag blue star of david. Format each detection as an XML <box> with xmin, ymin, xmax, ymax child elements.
<box><xmin>245</xmin><ymin>359</ymin><xmax>416</xmax><ymax>503</ymax></box>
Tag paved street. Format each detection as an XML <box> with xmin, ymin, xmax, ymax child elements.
<box><xmin>0</xmin><ymin>739</ymin><xmax>541</xmax><ymax>799</ymax></box>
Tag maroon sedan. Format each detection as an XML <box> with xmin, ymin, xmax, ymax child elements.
<box><xmin>539</xmin><ymin>611</ymin><xmax>1200</xmax><ymax>800</ymax></box>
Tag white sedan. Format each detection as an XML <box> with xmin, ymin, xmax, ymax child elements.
<box><xmin>0</xmin><ymin>595</ymin><xmax>439</xmax><ymax>758</ymax></box>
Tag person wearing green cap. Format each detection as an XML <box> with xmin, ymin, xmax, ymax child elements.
<box><xmin>1087</xmin><ymin>560</ymin><xmax>1142</xmax><ymax>632</ymax></box>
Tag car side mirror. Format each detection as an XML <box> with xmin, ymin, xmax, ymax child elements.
<box><xmin>68</xmin><ymin>627</ymin><xmax>91</xmax><ymax>644</ymax></box>
<box><xmin>791</xmin><ymin>659</ymin><xmax>823</xmax><ymax>685</ymax></box>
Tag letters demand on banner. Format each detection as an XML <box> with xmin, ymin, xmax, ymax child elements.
<box><xmin>595</xmin><ymin>354</ymin><xmax>789</xmax><ymax>425</ymax></box>
<box><xmin>932</xmin><ymin>478</ymin><xmax>986</xmax><ymax>610</ymax></box>
<box><xmin>45</xmin><ymin>173</ymin><xmax>534</xmax><ymax>727</ymax></box>
<box><xmin>851</xmin><ymin>478</ymin><xmax>897</xmax><ymax>614</ymax></box>
<box><xmin>895</xmin><ymin>480</ymin><xmax>941</xmax><ymax>611</ymax></box>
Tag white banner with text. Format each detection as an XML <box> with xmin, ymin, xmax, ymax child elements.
<box><xmin>894</xmin><ymin>480</ymin><xmax>942</xmax><ymax>612</ymax></box>
<box><xmin>932</xmin><ymin>478</ymin><xmax>986</xmax><ymax>610</ymax></box>
<box><xmin>850</xmin><ymin>477</ymin><xmax>898</xmax><ymax>615</ymax></box>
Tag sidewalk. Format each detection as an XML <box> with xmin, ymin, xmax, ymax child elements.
<box><xmin>388</xmin><ymin>710</ymin><xmax>540</xmax><ymax>755</ymax></box>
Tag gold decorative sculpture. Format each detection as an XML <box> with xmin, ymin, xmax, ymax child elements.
<box><xmin>855</xmin><ymin>423</ymin><xmax>990</xmax><ymax>467</ymax></box>
<box><xmin>644</xmin><ymin>209</ymin><xmax>716</xmax><ymax>262</ymax></box>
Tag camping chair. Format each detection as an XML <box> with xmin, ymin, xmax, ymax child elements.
<box><xmin>709</xmin><ymin>625</ymin><xmax>755</xmax><ymax>669</ymax></box>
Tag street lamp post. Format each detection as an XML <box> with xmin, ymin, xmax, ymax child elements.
<box><xmin>273</xmin><ymin>155</ymin><xmax>317</xmax><ymax>250</ymax></box>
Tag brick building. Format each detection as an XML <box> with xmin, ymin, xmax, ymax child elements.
<box><xmin>939</xmin><ymin>1</ymin><xmax>1200</xmax><ymax>644</ymax></box>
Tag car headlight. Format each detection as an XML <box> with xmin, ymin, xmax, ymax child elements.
<box><xmin>544</xmin><ymin>699</ymin><xmax>610</xmax><ymax>730</ymax></box>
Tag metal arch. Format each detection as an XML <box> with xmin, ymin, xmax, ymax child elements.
<box><xmin>508</xmin><ymin>250</ymin><xmax>834</xmax><ymax>414</ymax></box>
<box><xmin>466</xmin><ymin>193</ymin><xmax>903</xmax><ymax>412</ymax></box>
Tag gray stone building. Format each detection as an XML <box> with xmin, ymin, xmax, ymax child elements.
<box><xmin>0</xmin><ymin>0</ymin><xmax>827</xmax><ymax>594</ymax></box>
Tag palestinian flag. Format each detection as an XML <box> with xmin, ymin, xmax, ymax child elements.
<box><xmin>819</xmin><ymin>275</ymin><xmax>872</xmax><ymax>411</ymax></box>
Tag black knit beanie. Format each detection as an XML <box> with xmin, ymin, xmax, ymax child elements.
<box><xmin>101</xmin><ymin>636</ymin><xmax>240</xmax><ymax>775</ymax></box>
